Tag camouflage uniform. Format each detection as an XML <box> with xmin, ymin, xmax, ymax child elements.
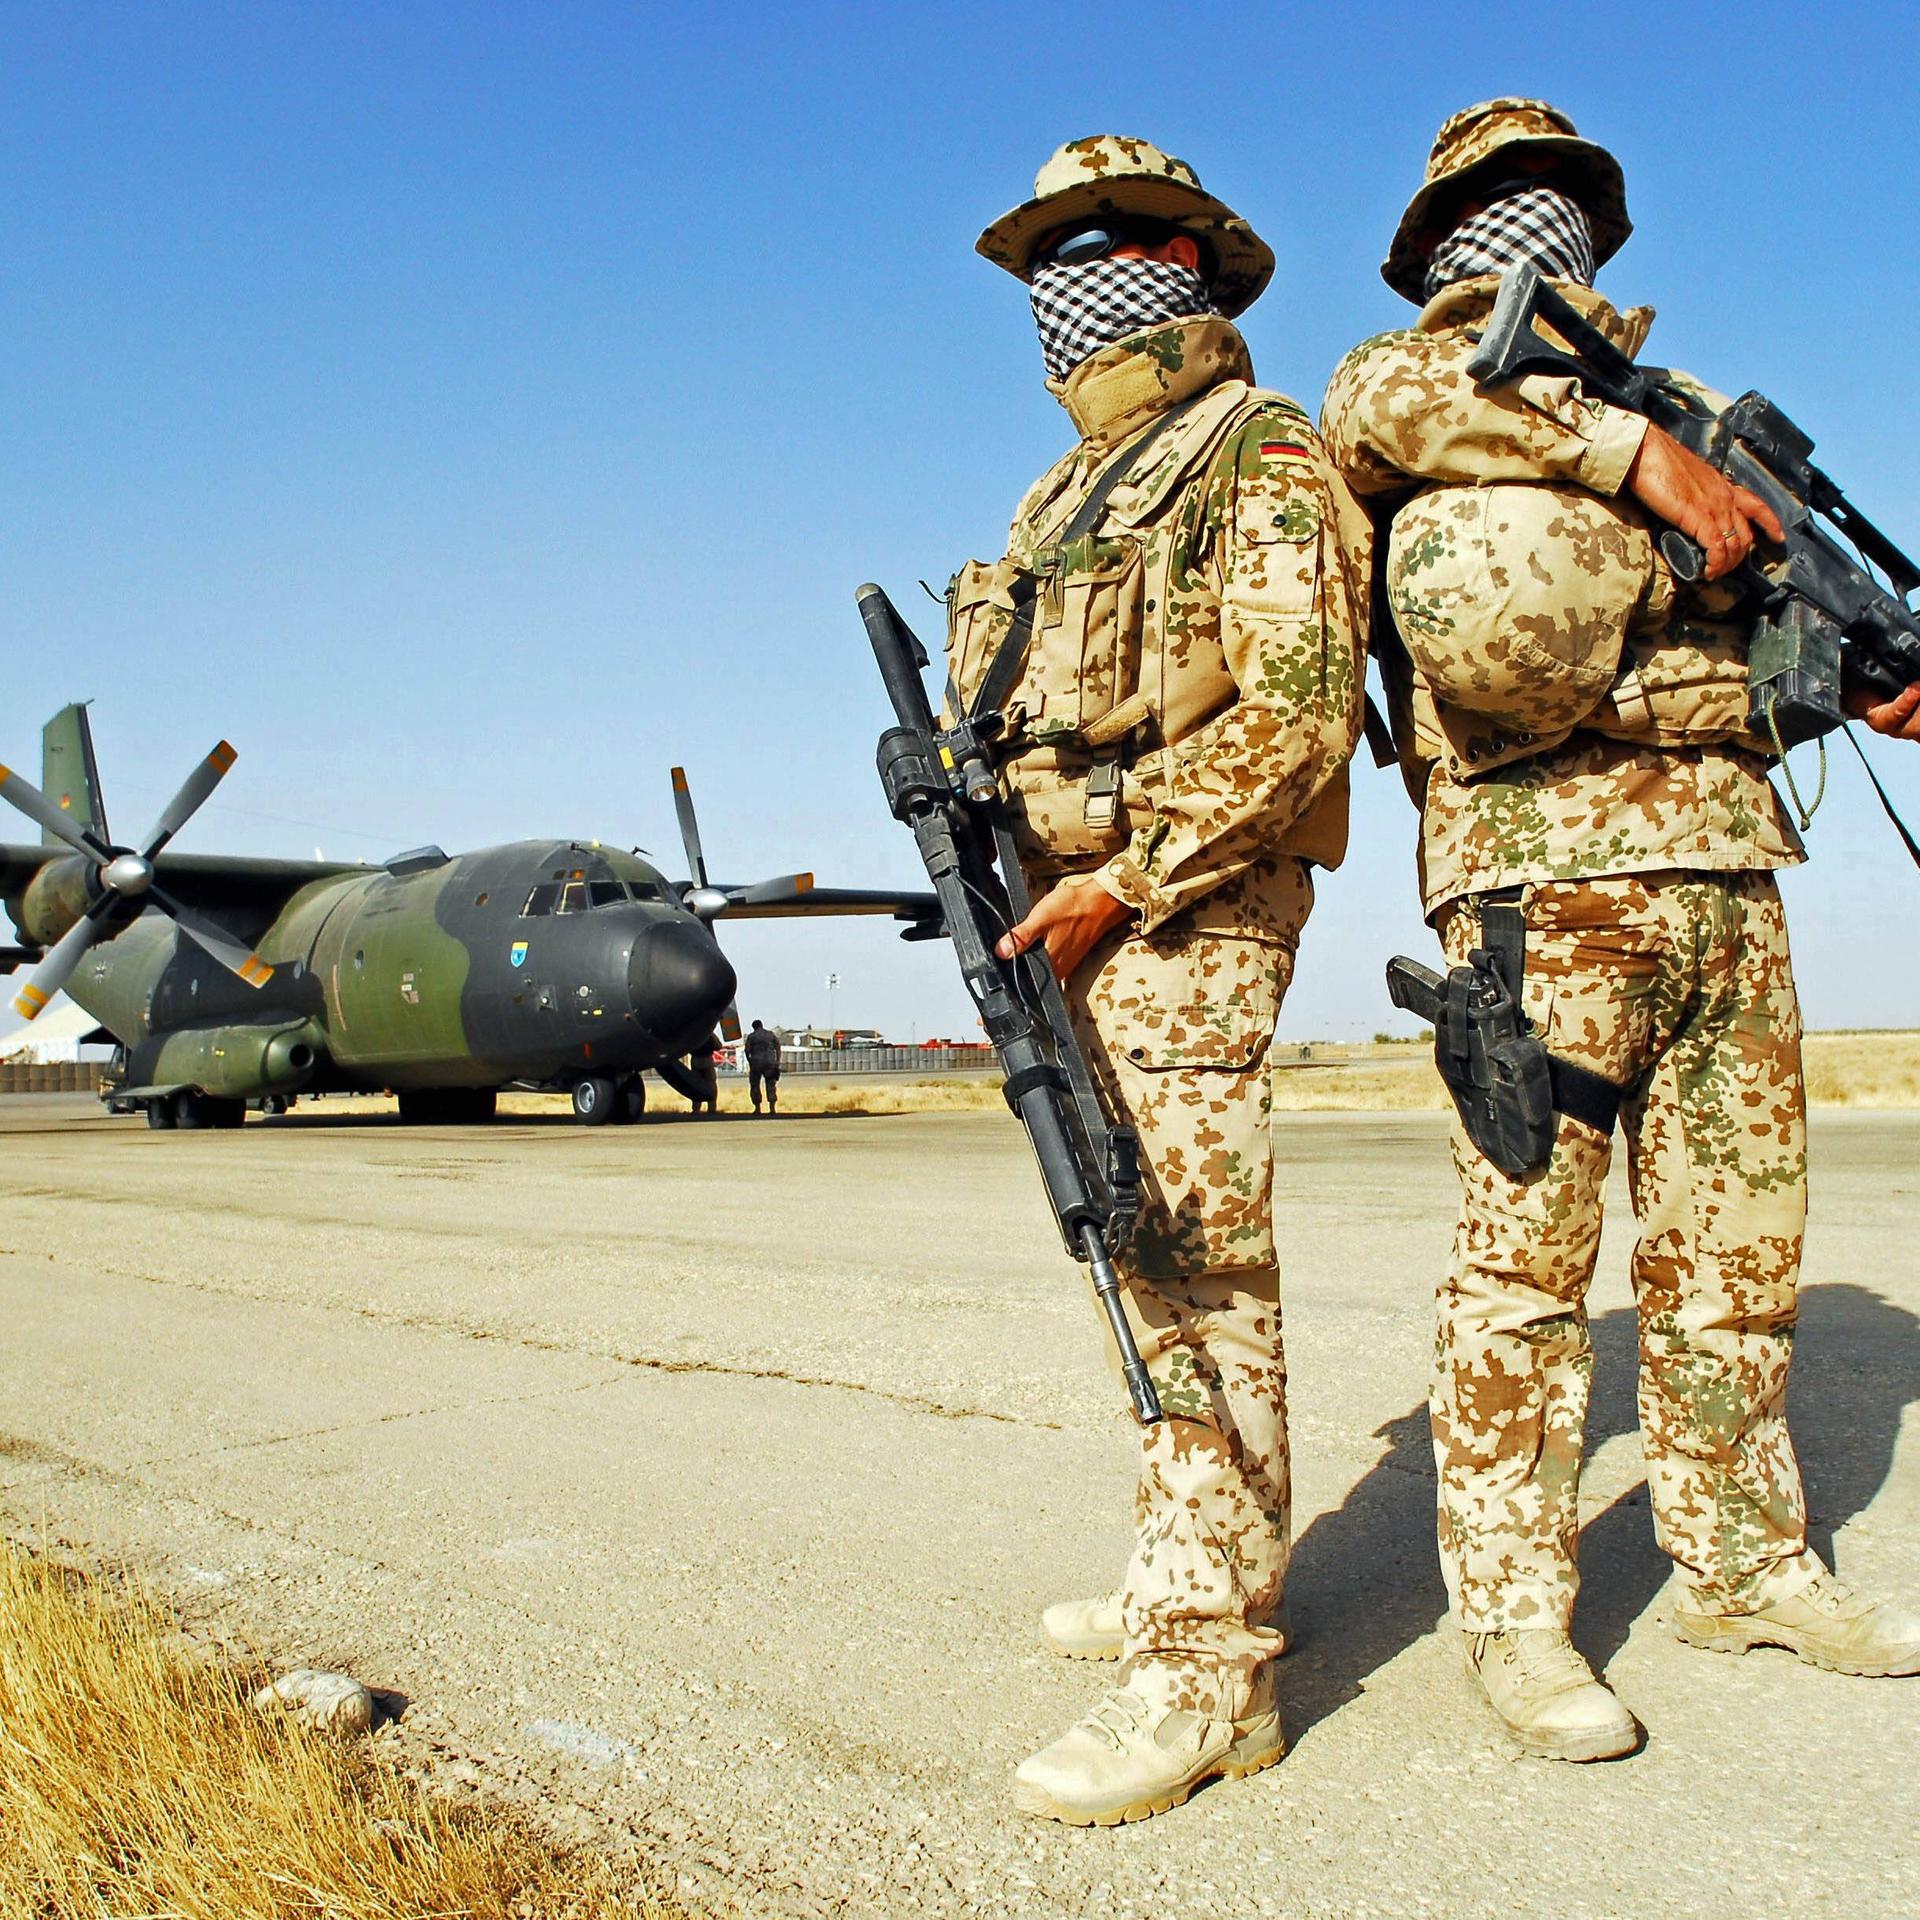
<box><xmin>951</xmin><ymin>311</ymin><xmax>1371</xmax><ymax>1718</ymax></box>
<box><xmin>1322</xmin><ymin>269</ymin><xmax>1826</xmax><ymax>1630</ymax></box>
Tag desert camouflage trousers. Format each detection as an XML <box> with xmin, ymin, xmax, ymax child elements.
<box><xmin>1065</xmin><ymin>859</ymin><xmax>1313</xmax><ymax>1721</ymax></box>
<box><xmin>1432</xmin><ymin>869</ymin><xmax>1823</xmax><ymax>1631</ymax></box>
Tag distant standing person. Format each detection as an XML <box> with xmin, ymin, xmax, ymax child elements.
<box><xmin>685</xmin><ymin>1035</ymin><xmax>720</xmax><ymax>1116</ymax></box>
<box><xmin>744</xmin><ymin>1020</ymin><xmax>781</xmax><ymax>1115</ymax></box>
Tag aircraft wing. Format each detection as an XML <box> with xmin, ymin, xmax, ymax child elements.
<box><xmin>710</xmin><ymin>875</ymin><xmax>941</xmax><ymax>930</ymax></box>
<box><xmin>146</xmin><ymin>850</ymin><xmax>367</xmax><ymax>911</ymax></box>
<box><xmin>3</xmin><ymin>841</ymin><xmax>363</xmax><ymax>914</ymax></box>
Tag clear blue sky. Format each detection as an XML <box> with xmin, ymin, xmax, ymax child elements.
<box><xmin>5</xmin><ymin>1</ymin><xmax>1918</xmax><ymax>1044</ymax></box>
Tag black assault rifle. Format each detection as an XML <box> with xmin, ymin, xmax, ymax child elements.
<box><xmin>857</xmin><ymin>582</ymin><xmax>1164</xmax><ymax>1425</ymax></box>
<box><xmin>1468</xmin><ymin>263</ymin><xmax>1920</xmax><ymax>751</ymax></box>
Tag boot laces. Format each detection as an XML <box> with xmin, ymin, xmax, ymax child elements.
<box><xmin>1084</xmin><ymin>1688</ymin><xmax>1156</xmax><ymax>1752</ymax></box>
<box><xmin>1799</xmin><ymin>1573</ymin><xmax>1856</xmax><ymax>1617</ymax></box>
<box><xmin>1498</xmin><ymin>1631</ymin><xmax>1594</xmax><ymax>1694</ymax></box>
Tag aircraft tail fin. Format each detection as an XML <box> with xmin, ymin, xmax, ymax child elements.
<box><xmin>40</xmin><ymin>703</ymin><xmax>108</xmax><ymax>847</ymax></box>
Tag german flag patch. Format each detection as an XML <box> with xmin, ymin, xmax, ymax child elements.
<box><xmin>1260</xmin><ymin>439</ymin><xmax>1312</xmax><ymax>461</ymax></box>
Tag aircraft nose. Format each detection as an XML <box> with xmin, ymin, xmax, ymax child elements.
<box><xmin>628</xmin><ymin>918</ymin><xmax>735</xmax><ymax>1047</ymax></box>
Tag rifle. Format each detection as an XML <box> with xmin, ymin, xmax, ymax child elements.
<box><xmin>856</xmin><ymin>581</ymin><xmax>1164</xmax><ymax>1425</ymax></box>
<box><xmin>1467</xmin><ymin>263</ymin><xmax>1920</xmax><ymax>752</ymax></box>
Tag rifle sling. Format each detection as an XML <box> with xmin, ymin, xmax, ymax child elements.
<box><xmin>1479</xmin><ymin>889</ymin><xmax>1631</xmax><ymax>1138</ymax></box>
<box><xmin>1841</xmin><ymin>723</ymin><xmax>1920</xmax><ymax>871</ymax></box>
<box><xmin>970</xmin><ymin>392</ymin><xmax>1212</xmax><ymax>729</ymax></box>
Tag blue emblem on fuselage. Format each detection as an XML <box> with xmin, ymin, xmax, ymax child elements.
<box><xmin>509</xmin><ymin>940</ymin><xmax>528</xmax><ymax>968</ymax></box>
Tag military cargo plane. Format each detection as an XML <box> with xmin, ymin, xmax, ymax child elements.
<box><xmin>0</xmin><ymin>706</ymin><xmax>938</xmax><ymax>1128</ymax></box>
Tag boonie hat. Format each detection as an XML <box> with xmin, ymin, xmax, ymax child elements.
<box><xmin>977</xmin><ymin>134</ymin><xmax>1274</xmax><ymax>318</ymax></box>
<box><xmin>1383</xmin><ymin>97</ymin><xmax>1631</xmax><ymax>303</ymax></box>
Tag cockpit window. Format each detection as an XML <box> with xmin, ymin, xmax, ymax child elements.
<box><xmin>557</xmin><ymin>879</ymin><xmax>590</xmax><ymax>914</ymax></box>
<box><xmin>627</xmin><ymin>879</ymin><xmax>664</xmax><ymax>902</ymax></box>
<box><xmin>520</xmin><ymin>883</ymin><xmax>559</xmax><ymax>917</ymax></box>
<box><xmin>588</xmin><ymin>881</ymin><xmax>626</xmax><ymax>908</ymax></box>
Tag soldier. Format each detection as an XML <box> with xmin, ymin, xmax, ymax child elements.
<box><xmin>684</xmin><ymin>1033</ymin><xmax>720</xmax><ymax>1115</ymax></box>
<box><xmin>743</xmin><ymin>1018</ymin><xmax>781</xmax><ymax>1115</ymax></box>
<box><xmin>1320</xmin><ymin>98</ymin><xmax>1920</xmax><ymax>1763</ymax></box>
<box><xmin>960</xmin><ymin>135</ymin><xmax>1371</xmax><ymax>1822</ymax></box>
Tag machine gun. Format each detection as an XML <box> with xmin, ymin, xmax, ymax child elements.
<box><xmin>1468</xmin><ymin>263</ymin><xmax>1920</xmax><ymax>751</ymax></box>
<box><xmin>857</xmin><ymin>582</ymin><xmax>1164</xmax><ymax>1425</ymax></box>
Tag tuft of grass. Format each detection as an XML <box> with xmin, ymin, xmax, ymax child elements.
<box><xmin>0</xmin><ymin>1545</ymin><xmax>690</xmax><ymax>1920</ymax></box>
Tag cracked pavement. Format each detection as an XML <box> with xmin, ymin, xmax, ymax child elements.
<box><xmin>2</xmin><ymin>1095</ymin><xmax>1917</xmax><ymax>1918</ymax></box>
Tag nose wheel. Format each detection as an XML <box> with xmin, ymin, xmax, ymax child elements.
<box><xmin>571</xmin><ymin>1074</ymin><xmax>620</xmax><ymax>1125</ymax></box>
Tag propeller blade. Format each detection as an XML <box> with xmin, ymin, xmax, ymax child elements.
<box><xmin>734</xmin><ymin>872</ymin><xmax>814</xmax><ymax>907</ymax></box>
<box><xmin>669</xmin><ymin>766</ymin><xmax>709</xmax><ymax>890</ymax></box>
<box><xmin>143</xmin><ymin>741</ymin><xmax>237</xmax><ymax>858</ymax></box>
<box><xmin>719</xmin><ymin>1000</ymin><xmax>742</xmax><ymax>1044</ymax></box>
<box><xmin>0</xmin><ymin>761</ymin><xmax>112</xmax><ymax>863</ymax></box>
<box><xmin>9</xmin><ymin>895</ymin><xmax>115</xmax><ymax>1021</ymax></box>
<box><xmin>148</xmin><ymin>882</ymin><xmax>274</xmax><ymax>989</ymax></box>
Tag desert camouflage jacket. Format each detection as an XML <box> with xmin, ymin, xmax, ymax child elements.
<box><xmin>950</xmin><ymin>316</ymin><xmax>1370</xmax><ymax>941</ymax></box>
<box><xmin>1320</xmin><ymin>276</ymin><xmax>1803</xmax><ymax>915</ymax></box>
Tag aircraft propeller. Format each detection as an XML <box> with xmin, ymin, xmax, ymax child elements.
<box><xmin>668</xmin><ymin>764</ymin><xmax>746</xmax><ymax>1044</ymax></box>
<box><xmin>1</xmin><ymin>741</ymin><xmax>274</xmax><ymax>1022</ymax></box>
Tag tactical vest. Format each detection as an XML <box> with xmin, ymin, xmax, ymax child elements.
<box><xmin>1381</xmin><ymin>477</ymin><xmax>1766</xmax><ymax>783</ymax></box>
<box><xmin>947</xmin><ymin>381</ymin><xmax>1347</xmax><ymax>876</ymax></box>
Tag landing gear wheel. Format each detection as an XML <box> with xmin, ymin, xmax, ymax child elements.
<box><xmin>210</xmin><ymin>1098</ymin><xmax>246</xmax><ymax>1129</ymax></box>
<box><xmin>616</xmin><ymin>1076</ymin><xmax>647</xmax><ymax>1124</ymax></box>
<box><xmin>173</xmin><ymin>1089</ymin><xmax>212</xmax><ymax>1130</ymax></box>
<box><xmin>572</xmin><ymin>1075</ymin><xmax>618</xmax><ymax>1125</ymax></box>
<box><xmin>146</xmin><ymin>1101</ymin><xmax>178</xmax><ymax>1131</ymax></box>
<box><xmin>260</xmin><ymin>1094</ymin><xmax>287</xmax><ymax>1117</ymax></box>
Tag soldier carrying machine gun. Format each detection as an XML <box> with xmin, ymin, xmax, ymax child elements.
<box><xmin>1387</xmin><ymin>259</ymin><xmax>1920</xmax><ymax>1178</ymax></box>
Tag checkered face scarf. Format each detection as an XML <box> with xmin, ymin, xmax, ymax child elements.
<box><xmin>1029</xmin><ymin>257</ymin><xmax>1217</xmax><ymax>383</ymax></box>
<box><xmin>1425</xmin><ymin>184</ymin><xmax>1596</xmax><ymax>301</ymax></box>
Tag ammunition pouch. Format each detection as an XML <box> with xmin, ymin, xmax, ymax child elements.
<box><xmin>1386</xmin><ymin>890</ymin><xmax>1627</xmax><ymax>1179</ymax></box>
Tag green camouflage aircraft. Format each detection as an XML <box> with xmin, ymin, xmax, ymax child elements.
<box><xmin>0</xmin><ymin>706</ymin><xmax>938</xmax><ymax>1127</ymax></box>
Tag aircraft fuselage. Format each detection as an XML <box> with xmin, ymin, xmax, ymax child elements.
<box><xmin>26</xmin><ymin>839</ymin><xmax>735</xmax><ymax>1105</ymax></box>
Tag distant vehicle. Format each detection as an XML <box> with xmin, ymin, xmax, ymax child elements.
<box><xmin>1</xmin><ymin>706</ymin><xmax>937</xmax><ymax>1128</ymax></box>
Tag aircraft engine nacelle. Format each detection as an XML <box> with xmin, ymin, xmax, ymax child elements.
<box><xmin>20</xmin><ymin>855</ymin><xmax>92</xmax><ymax>947</ymax></box>
<box><xmin>147</xmin><ymin>1019</ymin><xmax>325</xmax><ymax>1099</ymax></box>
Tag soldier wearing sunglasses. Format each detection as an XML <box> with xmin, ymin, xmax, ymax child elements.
<box><xmin>953</xmin><ymin>135</ymin><xmax>1372</xmax><ymax>1824</ymax></box>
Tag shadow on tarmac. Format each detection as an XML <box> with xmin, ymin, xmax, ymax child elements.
<box><xmin>1283</xmin><ymin>1283</ymin><xmax>1920</xmax><ymax>1739</ymax></box>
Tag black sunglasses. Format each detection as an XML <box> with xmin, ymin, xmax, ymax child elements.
<box><xmin>1037</xmin><ymin>217</ymin><xmax>1191</xmax><ymax>269</ymax></box>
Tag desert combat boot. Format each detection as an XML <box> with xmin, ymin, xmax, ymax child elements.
<box><xmin>1041</xmin><ymin>1592</ymin><xmax>1294</xmax><ymax>1662</ymax></box>
<box><xmin>1673</xmin><ymin>1572</ymin><xmax>1920</xmax><ymax>1676</ymax></box>
<box><xmin>1013</xmin><ymin>1683</ymin><xmax>1284</xmax><ymax>1825</ymax></box>
<box><xmin>1462</xmin><ymin>1629</ymin><xmax>1639</xmax><ymax>1762</ymax></box>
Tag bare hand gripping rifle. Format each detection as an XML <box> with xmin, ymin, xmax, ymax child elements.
<box><xmin>1468</xmin><ymin>262</ymin><xmax>1920</xmax><ymax>753</ymax></box>
<box><xmin>857</xmin><ymin>581</ymin><xmax>1164</xmax><ymax>1425</ymax></box>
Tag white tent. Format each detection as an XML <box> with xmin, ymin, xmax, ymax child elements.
<box><xmin>0</xmin><ymin>999</ymin><xmax>103</xmax><ymax>1064</ymax></box>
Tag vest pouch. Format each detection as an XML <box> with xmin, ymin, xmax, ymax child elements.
<box><xmin>1025</xmin><ymin>535</ymin><xmax>1147</xmax><ymax>743</ymax></box>
<box><xmin>945</xmin><ymin>556</ymin><xmax>1025</xmax><ymax>710</ymax></box>
<box><xmin>1001</xmin><ymin>743</ymin><xmax>1163</xmax><ymax>873</ymax></box>
<box><xmin>1388</xmin><ymin>483</ymin><xmax>1656</xmax><ymax>781</ymax></box>
<box><xmin>1586</xmin><ymin>620</ymin><xmax>1764</xmax><ymax>751</ymax></box>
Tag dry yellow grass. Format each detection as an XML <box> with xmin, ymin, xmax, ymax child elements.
<box><xmin>305</xmin><ymin>1030</ymin><xmax>1920</xmax><ymax>1128</ymax></box>
<box><xmin>1802</xmin><ymin>1030</ymin><xmax>1920</xmax><ymax>1108</ymax></box>
<box><xmin>0</xmin><ymin>1544</ymin><xmax>688</xmax><ymax>1920</ymax></box>
<box><xmin>720</xmin><ymin>1032</ymin><xmax>1920</xmax><ymax>1117</ymax></box>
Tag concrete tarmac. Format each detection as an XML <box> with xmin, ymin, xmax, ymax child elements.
<box><xmin>1</xmin><ymin>1094</ymin><xmax>1916</xmax><ymax>1918</ymax></box>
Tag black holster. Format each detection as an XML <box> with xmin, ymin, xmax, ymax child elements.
<box><xmin>1386</xmin><ymin>890</ymin><xmax>1626</xmax><ymax>1180</ymax></box>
